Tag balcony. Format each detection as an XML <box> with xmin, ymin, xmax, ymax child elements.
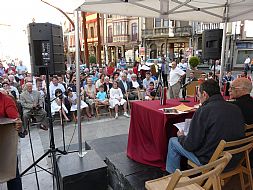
<box><xmin>174</xmin><ymin>26</ymin><xmax>192</xmax><ymax>37</ymax></box>
<box><xmin>142</xmin><ymin>26</ymin><xmax>192</xmax><ymax>38</ymax></box>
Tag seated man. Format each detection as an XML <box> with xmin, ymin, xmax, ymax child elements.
<box><xmin>229</xmin><ymin>77</ymin><xmax>253</xmax><ymax>124</ymax></box>
<box><xmin>145</xmin><ymin>81</ymin><xmax>156</xmax><ymax>100</ymax></box>
<box><xmin>20</xmin><ymin>82</ymin><xmax>49</xmax><ymax>135</ymax></box>
<box><xmin>166</xmin><ymin>79</ymin><xmax>245</xmax><ymax>173</ymax></box>
<box><xmin>229</xmin><ymin>78</ymin><xmax>253</xmax><ymax>165</ymax></box>
<box><xmin>143</xmin><ymin>71</ymin><xmax>154</xmax><ymax>90</ymax></box>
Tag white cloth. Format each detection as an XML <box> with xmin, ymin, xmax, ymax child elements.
<box><xmin>169</xmin><ymin>67</ymin><xmax>185</xmax><ymax>86</ymax></box>
<box><xmin>51</xmin><ymin>98</ymin><xmax>68</xmax><ymax>115</ymax></box>
<box><xmin>68</xmin><ymin>93</ymin><xmax>88</xmax><ymax>111</ymax></box>
<box><xmin>109</xmin><ymin>88</ymin><xmax>126</xmax><ymax>108</ymax></box>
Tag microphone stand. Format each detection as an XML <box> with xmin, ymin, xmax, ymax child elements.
<box><xmin>59</xmin><ymin>95</ymin><xmax>67</xmax><ymax>153</ymax></box>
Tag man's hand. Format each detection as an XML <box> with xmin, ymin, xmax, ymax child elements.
<box><xmin>14</xmin><ymin>118</ymin><xmax>22</xmax><ymax>131</ymax></box>
<box><xmin>177</xmin><ymin>130</ymin><xmax>184</xmax><ymax>137</ymax></box>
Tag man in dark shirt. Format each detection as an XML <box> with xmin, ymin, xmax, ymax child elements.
<box><xmin>229</xmin><ymin>77</ymin><xmax>253</xmax><ymax>165</ymax></box>
<box><xmin>166</xmin><ymin>79</ymin><xmax>245</xmax><ymax>173</ymax></box>
<box><xmin>229</xmin><ymin>77</ymin><xmax>253</xmax><ymax>125</ymax></box>
<box><xmin>0</xmin><ymin>91</ymin><xmax>23</xmax><ymax>190</ymax></box>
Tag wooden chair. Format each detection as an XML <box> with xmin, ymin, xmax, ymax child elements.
<box><xmin>245</xmin><ymin>124</ymin><xmax>253</xmax><ymax>137</ymax></box>
<box><xmin>188</xmin><ymin>135</ymin><xmax>253</xmax><ymax>190</ymax></box>
<box><xmin>126</xmin><ymin>89</ymin><xmax>142</xmax><ymax>113</ymax></box>
<box><xmin>145</xmin><ymin>152</ymin><xmax>232</xmax><ymax>190</ymax></box>
<box><xmin>95</xmin><ymin>100</ymin><xmax>111</xmax><ymax>119</ymax></box>
<box><xmin>186</xmin><ymin>81</ymin><xmax>199</xmax><ymax>97</ymax></box>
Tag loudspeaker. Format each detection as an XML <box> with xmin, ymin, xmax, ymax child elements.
<box><xmin>28</xmin><ymin>23</ymin><xmax>65</xmax><ymax>76</ymax></box>
<box><xmin>202</xmin><ymin>29</ymin><xmax>223</xmax><ymax>60</ymax></box>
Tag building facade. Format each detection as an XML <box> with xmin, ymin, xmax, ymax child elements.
<box><xmin>142</xmin><ymin>19</ymin><xmax>192</xmax><ymax>62</ymax></box>
<box><xmin>102</xmin><ymin>15</ymin><xmax>142</xmax><ymax>65</ymax></box>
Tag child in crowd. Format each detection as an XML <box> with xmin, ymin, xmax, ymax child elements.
<box><xmin>145</xmin><ymin>82</ymin><xmax>156</xmax><ymax>100</ymax></box>
<box><xmin>51</xmin><ymin>89</ymin><xmax>70</xmax><ymax>121</ymax></box>
<box><xmin>109</xmin><ymin>81</ymin><xmax>130</xmax><ymax>119</ymax></box>
<box><xmin>96</xmin><ymin>85</ymin><xmax>109</xmax><ymax>105</ymax></box>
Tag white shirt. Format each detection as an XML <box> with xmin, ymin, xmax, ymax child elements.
<box><xmin>169</xmin><ymin>67</ymin><xmax>185</xmax><ymax>86</ymax></box>
<box><xmin>109</xmin><ymin>88</ymin><xmax>123</xmax><ymax>99</ymax></box>
<box><xmin>132</xmin><ymin>81</ymin><xmax>140</xmax><ymax>89</ymax></box>
<box><xmin>178</xmin><ymin>62</ymin><xmax>188</xmax><ymax>71</ymax></box>
<box><xmin>244</xmin><ymin>57</ymin><xmax>251</xmax><ymax>64</ymax></box>
<box><xmin>49</xmin><ymin>83</ymin><xmax>65</xmax><ymax>99</ymax></box>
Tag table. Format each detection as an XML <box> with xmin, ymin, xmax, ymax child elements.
<box><xmin>127</xmin><ymin>98</ymin><xmax>197</xmax><ymax>169</ymax></box>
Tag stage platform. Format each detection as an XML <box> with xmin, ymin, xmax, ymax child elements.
<box><xmin>85</xmin><ymin>134</ymin><xmax>165</xmax><ymax>190</ymax></box>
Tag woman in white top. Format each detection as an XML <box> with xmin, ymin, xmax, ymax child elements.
<box><xmin>109</xmin><ymin>81</ymin><xmax>130</xmax><ymax>119</ymax></box>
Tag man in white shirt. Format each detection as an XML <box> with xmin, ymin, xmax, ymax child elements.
<box><xmin>49</xmin><ymin>76</ymin><xmax>66</xmax><ymax>99</ymax></box>
<box><xmin>169</xmin><ymin>61</ymin><xmax>185</xmax><ymax>99</ymax></box>
<box><xmin>178</xmin><ymin>59</ymin><xmax>188</xmax><ymax>72</ymax></box>
<box><xmin>244</xmin><ymin>55</ymin><xmax>251</xmax><ymax>72</ymax></box>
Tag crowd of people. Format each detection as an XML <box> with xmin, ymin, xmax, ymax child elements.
<box><xmin>1</xmin><ymin>56</ymin><xmax>253</xmax><ymax>189</ymax></box>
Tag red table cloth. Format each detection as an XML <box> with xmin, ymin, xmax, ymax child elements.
<box><xmin>127</xmin><ymin>98</ymin><xmax>197</xmax><ymax>169</ymax></box>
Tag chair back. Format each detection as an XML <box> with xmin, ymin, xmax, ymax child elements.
<box><xmin>167</xmin><ymin>152</ymin><xmax>232</xmax><ymax>190</ymax></box>
<box><xmin>186</xmin><ymin>81</ymin><xmax>199</xmax><ymax>97</ymax></box>
<box><xmin>245</xmin><ymin>124</ymin><xmax>253</xmax><ymax>137</ymax></box>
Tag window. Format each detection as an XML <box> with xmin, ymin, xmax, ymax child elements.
<box><xmin>163</xmin><ymin>19</ymin><xmax>169</xmax><ymax>27</ymax></box>
<box><xmin>155</xmin><ymin>18</ymin><xmax>161</xmax><ymax>28</ymax></box>
<box><xmin>90</xmin><ymin>27</ymin><xmax>94</xmax><ymax>38</ymax></box>
<box><xmin>113</xmin><ymin>22</ymin><xmax>122</xmax><ymax>35</ymax></box>
<box><xmin>132</xmin><ymin>23</ymin><xmax>138</xmax><ymax>41</ymax></box>
<box><xmin>108</xmin><ymin>26</ymin><xmax>113</xmax><ymax>43</ymax></box>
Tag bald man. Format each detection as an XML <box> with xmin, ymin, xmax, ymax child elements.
<box><xmin>229</xmin><ymin>78</ymin><xmax>253</xmax><ymax>125</ymax></box>
<box><xmin>20</xmin><ymin>82</ymin><xmax>49</xmax><ymax>135</ymax></box>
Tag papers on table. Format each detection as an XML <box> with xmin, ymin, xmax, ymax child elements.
<box><xmin>173</xmin><ymin>103</ymin><xmax>194</xmax><ymax>112</ymax></box>
<box><xmin>174</xmin><ymin>119</ymin><xmax>192</xmax><ymax>135</ymax></box>
<box><xmin>159</xmin><ymin>103</ymin><xmax>194</xmax><ymax>114</ymax></box>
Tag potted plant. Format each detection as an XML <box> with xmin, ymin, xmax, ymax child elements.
<box><xmin>89</xmin><ymin>55</ymin><xmax>96</xmax><ymax>64</ymax></box>
<box><xmin>189</xmin><ymin>56</ymin><xmax>200</xmax><ymax>70</ymax></box>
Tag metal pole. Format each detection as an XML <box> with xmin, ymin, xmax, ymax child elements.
<box><xmin>219</xmin><ymin>3</ymin><xmax>228</xmax><ymax>87</ymax></box>
<box><xmin>75</xmin><ymin>10</ymin><xmax>85</xmax><ymax>157</ymax></box>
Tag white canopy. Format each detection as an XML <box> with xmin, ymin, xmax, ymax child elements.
<box><xmin>79</xmin><ymin>0</ymin><xmax>253</xmax><ymax>22</ymax></box>
<box><xmin>45</xmin><ymin>0</ymin><xmax>253</xmax><ymax>23</ymax></box>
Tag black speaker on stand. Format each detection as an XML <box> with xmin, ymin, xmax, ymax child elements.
<box><xmin>21</xmin><ymin>23</ymin><xmax>66</xmax><ymax>190</ymax></box>
<box><xmin>28</xmin><ymin>23</ymin><xmax>65</xmax><ymax>76</ymax></box>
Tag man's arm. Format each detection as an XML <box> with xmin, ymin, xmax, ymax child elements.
<box><xmin>178</xmin><ymin>109</ymin><xmax>206</xmax><ymax>152</ymax></box>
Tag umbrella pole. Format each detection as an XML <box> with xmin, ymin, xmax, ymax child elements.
<box><xmin>219</xmin><ymin>3</ymin><xmax>228</xmax><ymax>87</ymax></box>
<box><xmin>75</xmin><ymin>10</ymin><xmax>86</xmax><ymax>157</ymax></box>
